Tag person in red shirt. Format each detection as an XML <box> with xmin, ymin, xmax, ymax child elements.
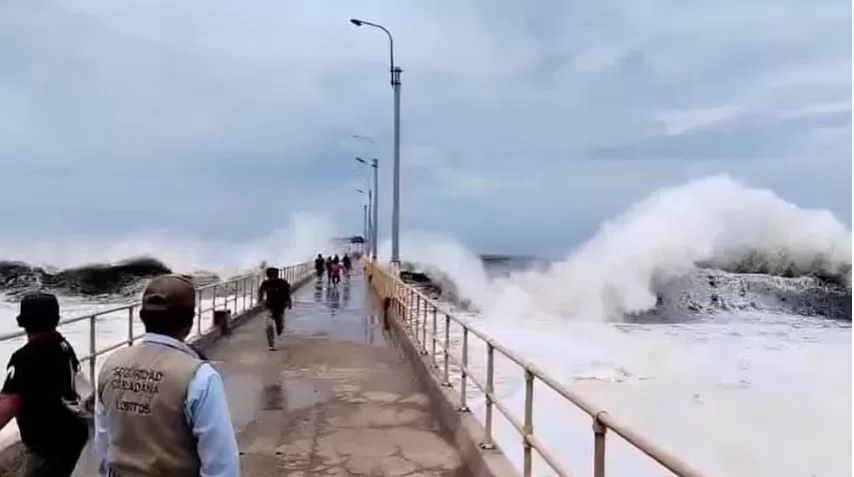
<box><xmin>329</xmin><ymin>262</ymin><xmax>341</xmax><ymax>287</ymax></box>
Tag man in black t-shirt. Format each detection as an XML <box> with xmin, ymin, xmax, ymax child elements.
<box><xmin>258</xmin><ymin>267</ymin><xmax>292</xmax><ymax>350</ymax></box>
<box><xmin>0</xmin><ymin>292</ymin><xmax>88</xmax><ymax>477</ymax></box>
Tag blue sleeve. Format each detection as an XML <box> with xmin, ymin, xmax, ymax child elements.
<box><xmin>93</xmin><ymin>392</ymin><xmax>110</xmax><ymax>477</ymax></box>
<box><xmin>184</xmin><ymin>363</ymin><xmax>240</xmax><ymax>477</ymax></box>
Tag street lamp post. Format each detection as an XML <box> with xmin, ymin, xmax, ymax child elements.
<box><xmin>357</xmin><ymin>188</ymin><xmax>372</xmax><ymax>257</ymax></box>
<box><xmin>350</xmin><ymin>18</ymin><xmax>402</xmax><ymax>265</ymax></box>
<box><xmin>362</xmin><ymin>204</ymin><xmax>368</xmax><ymax>255</ymax></box>
<box><xmin>355</xmin><ymin>156</ymin><xmax>379</xmax><ymax>261</ymax></box>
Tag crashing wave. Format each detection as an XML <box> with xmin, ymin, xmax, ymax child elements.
<box><xmin>401</xmin><ymin>257</ymin><xmax>852</xmax><ymax>321</ymax></box>
<box><xmin>1</xmin><ymin>257</ymin><xmax>184</xmax><ymax>299</ymax></box>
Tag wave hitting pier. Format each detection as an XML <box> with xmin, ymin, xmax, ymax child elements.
<box><xmin>0</xmin><ymin>258</ymin><xmax>707</xmax><ymax>477</ymax></box>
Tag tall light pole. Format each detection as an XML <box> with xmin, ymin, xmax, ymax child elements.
<box><xmin>355</xmin><ymin>156</ymin><xmax>379</xmax><ymax>261</ymax></box>
<box><xmin>357</xmin><ymin>188</ymin><xmax>372</xmax><ymax>257</ymax></box>
<box><xmin>350</xmin><ymin>18</ymin><xmax>402</xmax><ymax>265</ymax></box>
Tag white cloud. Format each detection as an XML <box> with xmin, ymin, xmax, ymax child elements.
<box><xmin>653</xmin><ymin>106</ymin><xmax>744</xmax><ymax>136</ymax></box>
<box><xmin>0</xmin><ymin>0</ymin><xmax>849</xmax><ymax>252</ymax></box>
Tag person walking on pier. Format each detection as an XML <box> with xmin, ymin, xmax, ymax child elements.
<box><xmin>258</xmin><ymin>267</ymin><xmax>292</xmax><ymax>350</ymax></box>
<box><xmin>93</xmin><ymin>275</ymin><xmax>239</xmax><ymax>477</ymax></box>
<box><xmin>342</xmin><ymin>254</ymin><xmax>352</xmax><ymax>277</ymax></box>
<box><xmin>0</xmin><ymin>292</ymin><xmax>89</xmax><ymax>477</ymax></box>
<box><xmin>314</xmin><ymin>254</ymin><xmax>326</xmax><ymax>279</ymax></box>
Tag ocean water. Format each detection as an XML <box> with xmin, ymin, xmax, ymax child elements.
<box><xmin>429</xmin><ymin>307</ymin><xmax>851</xmax><ymax>477</ymax></box>
<box><xmin>390</xmin><ymin>176</ymin><xmax>852</xmax><ymax>477</ymax></box>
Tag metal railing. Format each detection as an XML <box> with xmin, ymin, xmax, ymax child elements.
<box><xmin>368</xmin><ymin>263</ymin><xmax>708</xmax><ymax>477</ymax></box>
<box><xmin>0</xmin><ymin>261</ymin><xmax>313</xmax><ymax>389</ymax></box>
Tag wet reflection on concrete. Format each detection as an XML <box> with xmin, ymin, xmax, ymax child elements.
<box><xmin>341</xmin><ymin>279</ymin><xmax>351</xmax><ymax>306</ymax></box>
<box><xmin>326</xmin><ymin>286</ymin><xmax>340</xmax><ymax>314</ymax></box>
<box><xmin>313</xmin><ymin>279</ymin><xmax>323</xmax><ymax>303</ymax></box>
<box><xmin>285</xmin><ymin>270</ymin><xmax>387</xmax><ymax>347</ymax></box>
<box><xmin>261</xmin><ymin>382</ymin><xmax>284</xmax><ymax>411</ymax></box>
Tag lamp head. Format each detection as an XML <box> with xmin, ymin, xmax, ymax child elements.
<box><xmin>350</xmin><ymin>19</ymin><xmax>363</xmax><ymax>26</ymax></box>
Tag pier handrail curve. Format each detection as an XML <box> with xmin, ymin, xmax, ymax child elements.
<box><xmin>367</xmin><ymin>262</ymin><xmax>708</xmax><ymax>477</ymax></box>
<box><xmin>0</xmin><ymin>261</ymin><xmax>314</xmax><ymax>389</ymax></box>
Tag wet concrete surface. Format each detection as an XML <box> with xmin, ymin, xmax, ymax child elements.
<box><xmin>215</xmin><ymin>270</ymin><xmax>468</xmax><ymax>476</ymax></box>
<box><xmin>75</xmin><ymin>270</ymin><xmax>468</xmax><ymax>476</ymax></box>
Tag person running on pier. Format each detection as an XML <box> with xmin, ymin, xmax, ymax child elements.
<box><xmin>0</xmin><ymin>292</ymin><xmax>89</xmax><ymax>477</ymax></box>
<box><xmin>326</xmin><ymin>256</ymin><xmax>334</xmax><ymax>285</ymax></box>
<box><xmin>329</xmin><ymin>261</ymin><xmax>342</xmax><ymax>287</ymax></box>
<box><xmin>342</xmin><ymin>254</ymin><xmax>352</xmax><ymax>277</ymax></box>
<box><xmin>314</xmin><ymin>254</ymin><xmax>326</xmax><ymax>279</ymax></box>
<box><xmin>92</xmin><ymin>275</ymin><xmax>239</xmax><ymax>477</ymax></box>
<box><xmin>258</xmin><ymin>267</ymin><xmax>292</xmax><ymax>350</ymax></box>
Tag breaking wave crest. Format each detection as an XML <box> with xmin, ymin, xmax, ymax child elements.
<box><xmin>385</xmin><ymin>175</ymin><xmax>851</xmax><ymax>321</ymax></box>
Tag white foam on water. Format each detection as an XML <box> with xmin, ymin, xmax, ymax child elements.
<box><xmin>384</xmin><ymin>176</ymin><xmax>852</xmax><ymax>476</ymax></box>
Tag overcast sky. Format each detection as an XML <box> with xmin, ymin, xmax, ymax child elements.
<box><xmin>0</xmin><ymin>0</ymin><xmax>850</xmax><ymax>256</ymax></box>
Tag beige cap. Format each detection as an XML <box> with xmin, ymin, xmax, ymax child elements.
<box><xmin>141</xmin><ymin>275</ymin><xmax>196</xmax><ymax>312</ymax></box>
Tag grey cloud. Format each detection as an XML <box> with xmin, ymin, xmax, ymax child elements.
<box><xmin>0</xmin><ymin>0</ymin><xmax>849</xmax><ymax>252</ymax></box>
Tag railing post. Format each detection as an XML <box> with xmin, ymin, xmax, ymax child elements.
<box><xmin>459</xmin><ymin>327</ymin><xmax>470</xmax><ymax>412</ymax></box>
<box><xmin>211</xmin><ymin>284</ymin><xmax>218</xmax><ymax>332</ymax></box>
<box><xmin>442</xmin><ymin>314</ymin><xmax>451</xmax><ymax>386</ymax></box>
<box><xmin>242</xmin><ymin>276</ymin><xmax>247</xmax><ymax>312</ymax></box>
<box><xmin>421</xmin><ymin>299</ymin><xmax>428</xmax><ymax>355</ymax></box>
<box><xmin>409</xmin><ymin>289</ymin><xmax>415</xmax><ymax>335</ymax></box>
<box><xmin>197</xmin><ymin>288</ymin><xmax>203</xmax><ymax>333</ymax></box>
<box><xmin>414</xmin><ymin>294</ymin><xmax>421</xmax><ymax>341</ymax></box>
<box><xmin>89</xmin><ymin>315</ymin><xmax>96</xmax><ymax>384</ymax></box>
<box><xmin>431</xmin><ymin>306</ymin><xmax>438</xmax><ymax>366</ymax></box>
<box><xmin>127</xmin><ymin>306</ymin><xmax>134</xmax><ymax>346</ymax></box>
<box><xmin>481</xmin><ymin>343</ymin><xmax>495</xmax><ymax>449</ymax></box>
<box><xmin>523</xmin><ymin>369</ymin><xmax>534</xmax><ymax>477</ymax></box>
<box><xmin>251</xmin><ymin>275</ymin><xmax>256</xmax><ymax>306</ymax></box>
<box><xmin>593</xmin><ymin>412</ymin><xmax>607</xmax><ymax>477</ymax></box>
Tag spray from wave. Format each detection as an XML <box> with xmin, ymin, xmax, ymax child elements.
<box><xmin>0</xmin><ymin>212</ymin><xmax>338</xmax><ymax>297</ymax></box>
<box><xmin>383</xmin><ymin>176</ymin><xmax>852</xmax><ymax>322</ymax></box>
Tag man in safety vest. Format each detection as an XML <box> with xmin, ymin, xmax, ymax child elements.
<box><xmin>92</xmin><ymin>275</ymin><xmax>239</xmax><ymax>477</ymax></box>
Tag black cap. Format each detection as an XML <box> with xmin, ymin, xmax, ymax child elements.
<box><xmin>16</xmin><ymin>292</ymin><xmax>61</xmax><ymax>331</ymax></box>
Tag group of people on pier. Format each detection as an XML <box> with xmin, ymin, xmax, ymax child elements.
<box><xmin>0</xmin><ymin>252</ymin><xmax>353</xmax><ymax>476</ymax></box>
<box><xmin>313</xmin><ymin>253</ymin><xmax>352</xmax><ymax>287</ymax></box>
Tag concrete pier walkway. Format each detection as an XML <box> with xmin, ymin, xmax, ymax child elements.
<box><xmin>75</xmin><ymin>270</ymin><xmax>469</xmax><ymax>476</ymax></box>
<box><xmin>214</xmin><ymin>270</ymin><xmax>468</xmax><ymax>476</ymax></box>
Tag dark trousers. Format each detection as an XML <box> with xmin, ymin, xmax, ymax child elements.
<box><xmin>23</xmin><ymin>441</ymin><xmax>86</xmax><ymax>477</ymax></box>
<box><xmin>270</xmin><ymin>307</ymin><xmax>285</xmax><ymax>335</ymax></box>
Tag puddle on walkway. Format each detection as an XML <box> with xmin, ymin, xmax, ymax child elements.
<box><xmin>286</xmin><ymin>276</ymin><xmax>388</xmax><ymax>347</ymax></box>
<box><xmin>286</xmin><ymin>312</ymin><xmax>387</xmax><ymax>347</ymax></box>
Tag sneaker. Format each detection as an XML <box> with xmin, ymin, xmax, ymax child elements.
<box><xmin>268</xmin><ymin>344</ymin><xmax>276</xmax><ymax>351</ymax></box>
